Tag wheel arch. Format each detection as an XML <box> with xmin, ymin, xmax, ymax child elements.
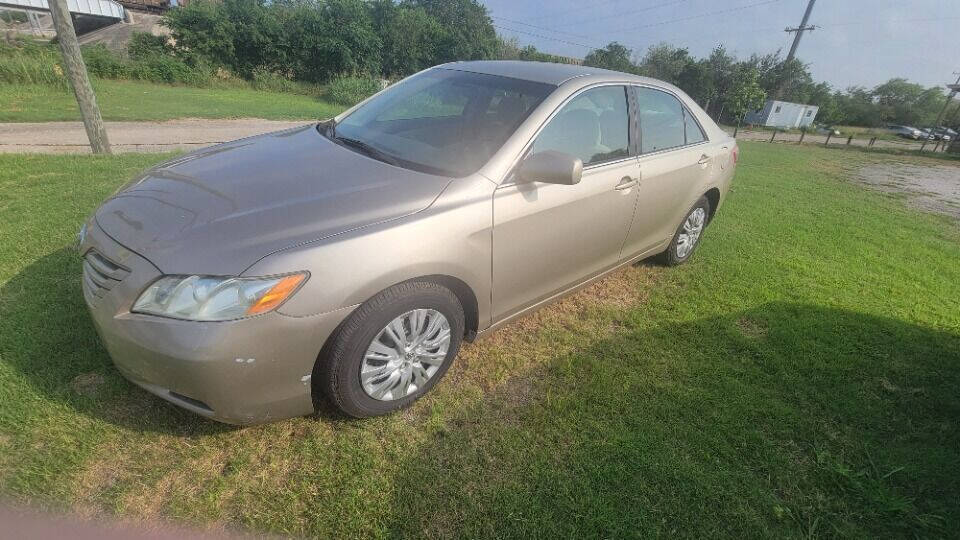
<box><xmin>704</xmin><ymin>187</ymin><xmax>721</xmax><ymax>223</ymax></box>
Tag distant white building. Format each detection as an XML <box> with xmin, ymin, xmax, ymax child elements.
<box><xmin>744</xmin><ymin>100</ymin><xmax>819</xmax><ymax>129</ymax></box>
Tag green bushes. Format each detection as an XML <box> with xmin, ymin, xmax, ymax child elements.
<box><xmin>80</xmin><ymin>43</ymin><xmax>214</xmax><ymax>85</ymax></box>
<box><xmin>325</xmin><ymin>76</ymin><xmax>381</xmax><ymax>105</ymax></box>
<box><xmin>0</xmin><ymin>40</ymin><xmax>68</xmax><ymax>87</ymax></box>
<box><xmin>162</xmin><ymin>0</ymin><xmax>498</xmax><ymax>83</ymax></box>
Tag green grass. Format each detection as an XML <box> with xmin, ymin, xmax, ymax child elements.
<box><xmin>0</xmin><ymin>80</ymin><xmax>345</xmax><ymax>122</ymax></box>
<box><xmin>0</xmin><ymin>143</ymin><xmax>958</xmax><ymax>537</ymax></box>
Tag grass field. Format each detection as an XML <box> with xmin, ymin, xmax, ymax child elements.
<box><xmin>0</xmin><ymin>80</ymin><xmax>343</xmax><ymax>122</ymax></box>
<box><xmin>0</xmin><ymin>143</ymin><xmax>958</xmax><ymax>537</ymax></box>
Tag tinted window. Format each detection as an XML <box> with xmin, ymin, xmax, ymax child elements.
<box><xmin>334</xmin><ymin>69</ymin><xmax>553</xmax><ymax>176</ymax></box>
<box><xmin>532</xmin><ymin>86</ymin><xmax>630</xmax><ymax>166</ymax></box>
<box><xmin>636</xmin><ymin>87</ymin><xmax>685</xmax><ymax>153</ymax></box>
<box><xmin>684</xmin><ymin>108</ymin><xmax>705</xmax><ymax>144</ymax></box>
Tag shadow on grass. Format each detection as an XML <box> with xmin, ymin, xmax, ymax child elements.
<box><xmin>0</xmin><ymin>247</ymin><xmax>232</xmax><ymax>436</ymax></box>
<box><xmin>383</xmin><ymin>302</ymin><xmax>960</xmax><ymax>538</ymax></box>
<box><xmin>3</xmin><ymin>248</ymin><xmax>960</xmax><ymax>536</ymax></box>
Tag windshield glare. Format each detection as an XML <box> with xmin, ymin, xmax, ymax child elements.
<box><xmin>333</xmin><ymin>69</ymin><xmax>554</xmax><ymax>176</ymax></box>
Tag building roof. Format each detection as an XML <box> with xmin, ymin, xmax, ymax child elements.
<box><xmin>438</xmin><ymin>60</ymin><xmax>640</xmax><ymax>86</ymax></box>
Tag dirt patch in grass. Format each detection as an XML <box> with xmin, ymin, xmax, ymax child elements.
<box><xmin>857</xmin><ymin>162</ymin><xmax>960</xmax><ymax>220</ymax></box>
<box><xmin>70</xmin><ymin>372</ymin><xmax>105</xmax><ymax>397</ymax></box>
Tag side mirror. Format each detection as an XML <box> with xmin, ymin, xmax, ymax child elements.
<box><xmin>517</xmin><ymin>151</ymin><xmax>583</xmax><ymax>185</ymax></box>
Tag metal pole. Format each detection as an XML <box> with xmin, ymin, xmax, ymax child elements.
<box><xmin>846</xmin><ymin>135</ymin><xmax>853</xmax><ymax>145</ymax></box>
<box><xmin>824</xmin><ymin>132</ymin><xmax>832</xmax><ymax>146</ymax></box>
<box><xmin>770</xmin><ymin>129</ymin><xmax>777</xmax><ymax>142</ymax></box>
<box><xmin>798</xmin><ymin>127</ymin><xmax>805</xmax><ymax>144</ymax></box>
<box><xmin>869</xmin><ymin>137</ymin><xmax>876</xmax><ymax>147</ymax></box>
<box><xmin>785</xmin><ymin>0</ymin><xmax>817</xmax><ymax>64</ymax></box>
<box><xmin>933</xmin><ymin>73</ymin><xmax>960</xmax><ymax>129</ymax></box>
<box><xmin>48</xmin><ymin>0</ymin><xmax>111</xmax><ymax>154</ymax></box>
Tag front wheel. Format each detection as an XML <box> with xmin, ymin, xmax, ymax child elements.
<box><xmin>658</xmin><ymin>196</ymin><xmax>711</xmax><ymax>266</ymax></box>
<box><xmin>315</xmin><ymin>281</ymin><xmax>465</xmax><ymax>418</ymax></box>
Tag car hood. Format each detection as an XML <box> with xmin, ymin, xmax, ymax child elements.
<box><xmin>95</xmin><ymin>124</ymin><xmax>453</xmax><ymax>275</ymax></box>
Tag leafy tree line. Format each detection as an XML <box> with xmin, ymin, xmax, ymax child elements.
<box><xmin>162</xmin><ymin>0</ymin><xmax>499</xmax><ymax>82</ymax></box>
<box><xmin>583</xmin><ymin>42</ymin><xmax>955</xmax><ymax>129</ymax></box>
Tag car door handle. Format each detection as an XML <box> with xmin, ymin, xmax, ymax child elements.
<box><xmin>697</xmin><ymin>154</ymin><xmax>711</xmax><ymax>166</ymax></box>
<box><xmin>614</xmin><ymin>176</ymin><xmax>638</xmax><ymax>190</ymax></box>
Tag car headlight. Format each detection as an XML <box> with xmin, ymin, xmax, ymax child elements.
<box><xmin>132</xmin><ymin>273</ymin><xmax>308</xmax><ymax>321</ymax></box>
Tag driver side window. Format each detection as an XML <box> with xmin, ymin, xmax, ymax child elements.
<box><xmin>531</xmin><ymin>86</ymin><xmax>630</xmax><ymax>166</ymax></box>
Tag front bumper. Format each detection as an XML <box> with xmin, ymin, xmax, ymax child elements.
<box><xmin>80</xmin><ymin>221</ymin><xmax>355</xmax><ymax>425</ymax></box>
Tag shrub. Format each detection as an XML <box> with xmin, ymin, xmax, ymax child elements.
<box><xmin>250</xmin><ymin>68</ymin><xmax>300</xmax><ymax>94</ymax></box>
<box><xmin>325</xmin><ymin>76</ymin><xmax>381</xmax><ymax>105</ymax></box>
<box><xmin>82</xmin><ymin>44</ymin><xmax>131</xmax><ymax>79</ymax></box>
<box><xmin>0</xmin><ymin>39</ymin><xmax>67</xmax><ymax>87</ymax></box>
<box><xmin>127</xmin><ymin>32</ymin><xmax>171</xmax><ymax>60</ymax></box>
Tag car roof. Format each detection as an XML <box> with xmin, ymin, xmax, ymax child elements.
<box><xmin>436</xmin><ymin>60</ymin><xmax>645</xmax><ymax>86</ymax></box>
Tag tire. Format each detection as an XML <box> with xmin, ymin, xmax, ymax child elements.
<box><xmin>315</xmin><ymin>281</ymin><xmax>465</xmax><ymax>418</ymax></box>
<box><xmin>657</xmin><ymin>196</ymin><xmax>711</xmax><ymax>266</ymax></box>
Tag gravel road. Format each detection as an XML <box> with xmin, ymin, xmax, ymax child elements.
<box><xmin>0</xmin><ymin>119</ymin><xmax>309</xmax><ymax>154</ymax></box>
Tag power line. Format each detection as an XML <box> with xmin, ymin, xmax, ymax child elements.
<box><xmin>489</xmin><ymin>15</ymin><xmax>598</xmax><ymax>42</ymax></box>
<box><xmin>600</xmin><ymin>0</ymin><xmax>784</xmax><ymax>36</ymax></box>
<box><xmin>551</xmin><ymin>0</ymin><xmax>691</xmax><ymax>28</ymax></box>
<box><xmin>491</xmin><ymin>24</ymin><xmax>604</xmax><ymax>51</ymax></box>
<box><xmin>518</xmin><ymin>0</ymin><xmax>629</xmax><ymax>23</ymax></box>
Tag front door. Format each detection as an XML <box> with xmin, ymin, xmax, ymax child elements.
<box><xmin>492</xmin><ymin>85</ymin><xmax>639</xmax><ymax>322</ymax></box>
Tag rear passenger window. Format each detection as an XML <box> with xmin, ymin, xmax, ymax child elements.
<box><xmin>684</xmin><ymin>108</ymin><xmax>705</xmax><ymax>144</ymax></box>
<box><xmin>635</xmin><ymin>87</ymin><xmax>686</xmax><ymax>153</ymax></box>
<box><xmin>532</xmin><ymin>86</ymin><xmax>629</xmax><ymax>166</ymax></box>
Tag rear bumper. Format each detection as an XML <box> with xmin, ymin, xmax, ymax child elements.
<box><xmin>80</xmin><ymin>221</ymin><xmax>355</xmax><ymax>425</ymax></box>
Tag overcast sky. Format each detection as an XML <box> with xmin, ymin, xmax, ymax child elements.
<box><xmin>484</xmin><ymin>0</ymin><xmax>958</xmax><ymax>91</ymax></box>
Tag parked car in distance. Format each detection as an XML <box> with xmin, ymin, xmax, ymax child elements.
<box><xmin>931</xmin><ymin>127</ymin><xmax>954</xmax><ymax>141</ymax></box>
<box><xmin>78</xmin><ymin>61</ymin><xmax>737</xmax><ymax>424</ymax></box>
<box><xmin>887</xmin><ymin>125</ymin><xmax>923</xmax><ymax>139</ymax></box>
<box><xmin>815</xmin><ymin>124</ymin><xmax>840</xmax><ymax>136</ymax></box>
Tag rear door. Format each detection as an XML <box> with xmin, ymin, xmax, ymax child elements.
<box><xmin>621</xmin><ymin>86</ymin><xmax>716</xmax><ymax>257</ymax></box>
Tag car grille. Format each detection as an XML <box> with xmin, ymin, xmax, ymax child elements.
<box><xmin>82</xmin><ymin>250</ymin><xmax>130</xmax><ymax>302</ymax></box>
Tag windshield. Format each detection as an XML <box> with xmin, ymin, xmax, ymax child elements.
<box><xmin>330</xmin><ymin>69</ymin><xmax>555</xmax><ymax>177</ymax></box>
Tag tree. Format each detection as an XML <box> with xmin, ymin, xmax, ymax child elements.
<box><xmin>371</xmin><ymin>0</ymin><xmax>441</xmax><ymax>77</ymax></box>
<box><xmin>583</xmin><ymin>42</ymin><xmax>634</xmax><ymax>73</ymax></box>
<box><xmin>406</xmin><ymin>0</ymin><xmax>498</xmax><ymax>64</ymax></box>
<box><xmin>723</xmin><ymin>66</ymin><xmax>766</xmax><ymax>125</ymax></box>
<box><xmin>636</xmin><ymin>43</ymin><xmax>693</xmax><ymax>85</ymax></box>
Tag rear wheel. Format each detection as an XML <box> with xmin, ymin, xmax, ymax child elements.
<box><xmin>658</xmin><ymin>196</ymin><xmax>710</xmax><ymax>266</ymax></box>
<box><xmin>316</xmin><ymin>281</ymin><xmax>464</xmax><ymax>418</ymax></box>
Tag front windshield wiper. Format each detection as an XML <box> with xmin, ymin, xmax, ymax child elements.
<box><xmin>333</xmin><ymin>136</ymin><xmax>401</xmax><ymax>167</ymax></box>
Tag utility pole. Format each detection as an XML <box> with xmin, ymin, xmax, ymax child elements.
<box><xmin>784</xmin><ymin>0</ymin><xmax>817</xmax><ymax>65</ymax></box>
<box><xmin>48</xmin><ymin>0</ymin><xmax>111</xmax><ymax>154</ymax></box>
<box><xmin>932</xmin><ymin>72</ymin><xmax>960</xmax><ymax>129</ymax></box>
<box><xmin>777</xmin><ymin>0</ymin><xmax>817</xmax><ymax>98</ymax></box>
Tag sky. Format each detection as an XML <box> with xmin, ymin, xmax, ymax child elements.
<box><xmin>483</xmin><ymin>0</ymin><xmax>959</xmax><ymax>91</ymax></box>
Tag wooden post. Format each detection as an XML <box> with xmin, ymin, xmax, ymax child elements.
<box><xmin>846</xmin><ymin>135</ymin><xmax>853</xmax><ymax>145</ymax></box>
<box><xmin>824</xmin><ymin>132</ymin><xmax>832</xmax><ymax>146</ymax></box>
<box><xmin>48</xmin><ymin>0</ymin><xmax>111</xmax><ymax>154</ymax></box>
<box><xmin>798</xmin><ymin>127</ymin><xmax>806</xmax><ymax>144</ymax></box>
<box><xmin>869</xmin><ymin>137</ymin><xmax>876</xmax><ymax>147</ymax></box>
<box><xmin>769</xmin><ymin>129</ymin><xmax>777</xmax><ymax>142</ymax></box>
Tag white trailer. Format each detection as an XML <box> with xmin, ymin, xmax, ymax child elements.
<box><xmin>744</xmin><ymin>100</ymin><xmax>819</xmax><ymax>129</ymax></box>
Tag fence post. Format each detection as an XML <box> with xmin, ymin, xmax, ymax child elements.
<box><xmin>799</xmin><ymin>127</ymin><xmax>806</xmax><ymax>144</ymax></box>
<box><xmin>846</xmin><ymin>135</ymin><xmax>853</xmax><ymax>145</ymax></box>
<box><xmin>824</xmin><ymin>132</ymin><xmax>832</xmax><ymax>146</ymax></box>
<box><xmin>769</xmin><ymin>129</ymin><xmax>777</xmax><ymax>142</ymax></box>
<box><xmin>869</xmin><ymin>137</ymin><xmax>876</xmax><ymax>147</ymax></box>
